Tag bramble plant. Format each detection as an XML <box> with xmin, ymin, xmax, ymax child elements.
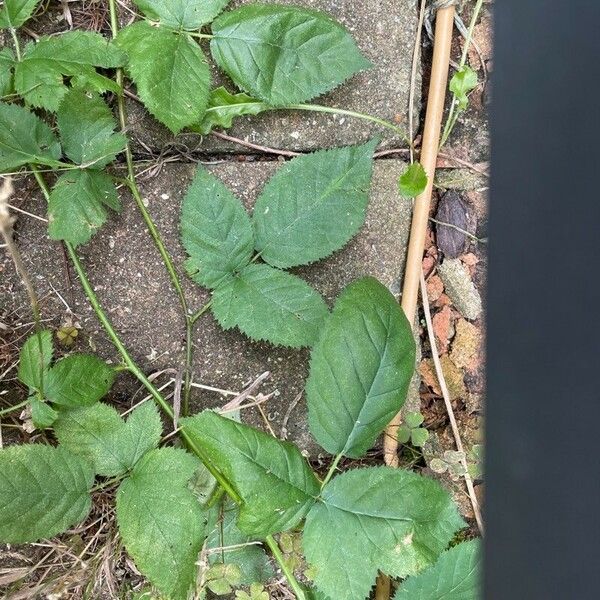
<box><xmin>0</xmin><ymin>0</ymin><xmax>478</xmax><ymax>599</ymax></box>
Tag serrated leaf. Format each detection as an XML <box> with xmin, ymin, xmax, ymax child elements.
<box><xmin>0</xmin><ymin>445</ymin><xmax>94</xmax><ymax>543</ymax></box>
<box><xmin>183</xmin><ymin>411</ymin><xmax>320</xmax><ymax>538</ymax></box>
<box><xmin>57</xmin><ymin>89</ymin><xmax>126</xmax><ymax>168</ymax></box>
<box><xmin>303</xmin><ymin>467</ymin><xmax>465</xmax><ymax>600</ymax></box>
<box><xmin>0</xmin><ymin>48</ymin><xmax>15</xmax><ymax>97</ymax></box>
<box><xmin>133</xmin><ymin>0</ymin><xmax>229</xmax><ymax>29</ymax></box>
<box><xmin>14</xmin><ymin>31</ymin><xmax>126</xmax><ymax>112</ymax></box>
<box><xmin>211</xmin><ymin>5</ymin><xmax>371</xmax><ymax>105</ymax></box>
<box><xmin>48</xmin><ymin>169</ymin><xmax>121</xmax><ymax>246</ymax></box>
<box><xmin>192</xmin><ymin>87</ymin><xmax>269</xmax><ymax>135</ymax></box>
<box><xmin>181</xmin><ymin>166</ymin><xmax>253</xmax><ymax>288</ymax></box>
<box><xmin>211</xmin><ymin>263</ymin><xmax>328</xmax><ymax>348</ymax></box>
<box><xmin>0</xmin><ymin>102</ymin><xmax>62</xmax><ymax>172</ymax></box>
<box><xmin>54</xmin><ymin>401</ymin><xmax>162</xmax><ymax>476</ymax></box>
<box><xmin>44</xmin><ymin>353</ymin><xmax>115</xmax><ymax>407</ymax></box>
<box><xmin>0</xmin><ymin>0</ymin><xmax>41</xmax><ymax>29</ymax></box>
<box><xmin>17</xmin><ymin>330</ymin><xmax>53</xmax><ymax>391</ymax></box>
<box><xmin>116</xmin><ymin>21</ymin><xmax>210</xmax><ymax>134</ymax></box>
<box><xmin>394</xmin><ymin>539</ymin><xmax>481</xmax><ymax>600</ymax></box>
<box><xmin>306</xmin><ymin>277</ymin><xmax>416</xmax><ymax>458</ymax></box>
<box><xmin>450</xmin><ymin>66</ymin><xmax>478</xmax><ymax>110</ymax></box>
<box><xmin>253</xmin><ymin>141</ymin><xmax>376</xmax><ymax>268</ymax></box>
<box><xmin>398</xmin><ymin>162</ymin><xmax>428</xmax><ymax>198</ymax></box>
<box><xmin>30</xmin><ymin>396</ymin><xmax>58</xmax><ymax>429</ymax></box>
<box><xmin>116</xmin><ymin>448</ymin><xmax>207</xmax><ymax>600</ymax></box>
<box><xmin>206</xmin><ymin>499</ymin><xmax>274</xmax><ymax>586</ymax></box>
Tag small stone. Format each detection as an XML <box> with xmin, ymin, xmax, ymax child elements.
<box><xmin>435</xmin><ymin>190</ymin><xmax>476</xmax><ymax>258</ymax></box>
<box><xmin>432</xmin><ymin>305</ymin><xmax>455</xmax><ymax>354</ymax></box>
<box><xmin>426</xmin><ymin>275</ymin><xmax>444</xmax><ymax>303</ymax></box>
<box><xmin>438</xmin><ymin>258</ymin><xmax>483</xmax><ymax>320</ymax></box>
<box><xmin>419</xmin><ymin>356</ymin><xmax>466</xmax><ymax>400</ymax></box>
<box><xmin>450</xmin><ymin>318</ymin><xmax>483</xmax><ymax>372</ymax></box>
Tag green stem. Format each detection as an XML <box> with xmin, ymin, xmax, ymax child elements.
<box><xmin>287</xmin><ymin>103</ymin><xmax>410</xmax><ymax>144</ymax></box>
<box><xmin>9</xmin><ymin>28</ymin><xmax>21</xmax><ymax>61</ymax></box>
<box><xmin>439</xmin><ymin>0</ymin><xmax>484</xmax><ymax>148</ymax></box>
<box><xmin>191</xmin><ymin>300</ymin><xmax>212</xmax><ymax>324</ymax></box>
<box><xmin>321</xmin><ymin>453</ymin><xmax>343</xmax><ymax>489</ymax></box>
<box><xmin>186</xmin><ymin>31</ymin><xmax>214</xmax><ymax>40</ymax></box>
<box><xmin>108</xmin><ymin>0</ymin><xmax>194</xmax><ymax>416</ymax></box>
<box><xmin>265</xmin><ymin>536</ymin><xmax>307</xmax><ymax>600</ymax></box>
<box><xmin>0</xmin><ymin>399</ymin><xmax>29</xmax><ymax>418</ymax></box>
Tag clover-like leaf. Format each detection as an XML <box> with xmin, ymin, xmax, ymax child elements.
<box><xmin>54</xmin><ymin>401</ymin><xmax>162</xmax><ymax>476</ymax></box>
<box><xmin>117</xmin><ymin>21</ymin><xmax>210</xmax><ymax>134</ymax></box>
<box><xmin>116</xmin><ymin>448</ymin><xmax>207</xmax><ymax>600</ymax></box>
<box><xmin>57</xmin><ymin>89</ymin><xmax>126</xmax><ymax>168</ymax></box>
<box><xmin>17</xmin><ymin>330</ymin><xmax>53</xmax><ymax>391</ymax></box>
<box><xmin>303</xmin><ymin>467</ymin><xmax>465</xmax><ymax>600</ymax></box>
<box><xmin>0</xmin><ymin>0</ymin><xmax>42</xmax><ymax>29</ymax></box>
<box><xmin>0</xmin><ymin>102</ymin><xmax>62</xmax><ymax>172</ymax></box>
<box><xmin>450</xmin><ymin>66</ymin><xmax>478</xmax><ymax>110</ymax></box>
<box><xmin>133</xmin><ymin>0</ymin><xmax>229</xmax><ymax>30</ymax></box>
<box><xmin>211</xmin><ymin>5</ymin><xmax>371</xmax><ymax>105</ymax></box>
<box><xmin>48</xmin><ymin>169</ymin><xmax>121</xmax><ymax>247</ymax></box>
<box><xmin>14</xmin><ymin>31</ymin><xmax>126</xmax><ymax>112</ymax></box>
<box><xmin>394</xmin><ymin>539</ymin><xmax>481</xmax><ymax>600</ymax></box>
<box><xmin>253</xmin><ymin>140</ymin><xmax>377</xmax><ymax>268</ymax></box>
<box><xmin>181</xmin><ymin>166</ymin><xmax>254</xmax><ymax>288</ymax></box>
<box><xmin>211</xmin><ymin>264</ymin><xmax>328</xmax><ymax>348</ymax></box>
<box><xmin>398</xmin><ymin>162</ymin><xmax>428</xmax><ymax>198</ymax></box>
<box><xmin>306</xmin><ymin>277</ymin><xmax>416</xmax><ymax>458</ymax></box>
<box><xmin>193</xmin><ymin>87</ymin><xmax>269</xmax><ymax>135</ymax></box>
<box><xmin>0</xmin><ymin>445</ymin><xmax>94</xmax><ymax>543</ymax></box>
<box><xmin>183</xmin><ymin>411</ymin><xmax>320</xmax><ymax>538</ymax></box>
<box><xmin>0</xmin><ymin>48</ymin><xmax>15</xmax><ymax>97</ymax></box>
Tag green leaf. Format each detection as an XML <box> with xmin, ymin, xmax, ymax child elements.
<box><xmin>48</xmin><ymin>169</ymin><xmax>121</xmax><ymax>247</ymax></box>
<box><xmin>0</xmin><ymin>0</ymin><xmax>41</xmax><ymax>29</ymax></box>
<box><xmin>394</xmin><ymin>539</ymin><xmax>481</xmax><ymax>600</ymax></box>
<box><xmin>236</xmin><ymin>583</ymin><xmax>270</xmax><ymax>600</ymax></box>
<box><xmin>411</xmin><ymin>428</ymin><xmax>429</xmax><ymax>447</ymax></box>
<box><xmin>405</xmin><ymin>411</ymin><xmax>424</xmax><ymax>428</ymax></box>
<box><xmin>206</xmin><ymin>499</ymin><xmax>274</xmax><ymax>585</ymax></box>
<box><xmin>0</xmin><ymin>48</ymin><xmax>15</xmax><ymax>97</ymax></box>
<box><xmin>206</xmin><ymin>563</ymin><xmax>242</xmax><ymax>595</ymax></box>
<box><xmin>45</xmin><ymin>353</ymin><xmax>115</xmax><ymax>407</ymax></box>
<box><xmin>253</xmin><ymin>141</ymin><xmax>377</xmax><ymax>268</ymax></box>
<box><xmin>192</xmin><ymin>87</ymin><xmax>269</xmax><ymax>135</ymax></box>
<box><xmin>181</xmin><ymin>166</ymin><xmax>254</xmax><ymax>289</ymax></box>
<box><xmin>210</xmin><ymin>5</ymin><xmax>371</xmax><ymax>105</ymax></box>
<box><xmin>30</xmin><ymin>396</ymin><xmax>58</xmax><ymax>429</ymax></box>
<box><xmin>183</xmin><ymin>411</ymin><xmax>320</xmax><ymax>538</ymax></box>
<box><xmin>54</xmin><ymin>401</ymin><xmax>162</xmax><ymax>476</ymax></box>
<box><xmin>303</xmin><ymin>467</ymin><xmax>465</xmax><ymax>600</ymax></box>
<box><xmin>116</xmin><ymin>21</ymin><xmax>210</xmax><ymax>134</ymax></box>
<box><xmin>0</xmin><ymin>102</ymin><xmax>62</xmax><ymax>172</ymax></box>
<box><xmin>306</xmin><ymin>277</ymin><xmax>416</xmax><ymax>458</ymax></box>
<box><xmin>57</xmin><ymin>89</ymin><xmax>126</xmax><ymax>168</ymax></box>
<box><xmin>398</xmin><ymin>162</ymin><xmax>428</xmax><ymax>198</ymax></box>
<box><xmin>14</xmin><ymin>31</ymin><xmax>126</xmax><ymax>112</ymax></box>
<box><xmin>116</xmin><ymin>448</ymin><xmax>207</xmax><ymax>600</ymax></box>
<box><xmin>211</xmin><ymin>263</ymin><xmax>328</xmax><ymax>348</ymax></box>
<box><xmin>18</xmin><ymin>330</ymin><xmax>53</xmax><ymax>391</ymax></box>
<box><xmin>450</xmin><ymin>66</ymin><xmax>478</xmax><ymax>110</ymax></box>
<box><xmin>0</xmin><ymin>445</ymin><xmax>94</xmax><ymax>543</ymax></box>
<box><xmin>133</xmin><ymin>0</ymin><xmax>229</xmax><ymax>29</ymax></box>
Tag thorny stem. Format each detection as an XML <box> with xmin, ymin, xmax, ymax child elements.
<box><xmin>9</xmin><ymin>28</ymin><xmax>21</xmax><ymax>61</ymax></box>
<box><xmin>321</xmin><ymin>453</ymin><xmax>343</xmax><ymax>489</ymax></box>
<box><xmin>108</xmin><ymin>0</ymin><xmax>195</xmax><ymax>416</ymax></box>
<box><xmin>265</xmin><ymin>536</ymin><xmax>308</xmax><ymax>600</ymax></box>
<box><xmin>0</xmin><ymin>399</ymin><xmax>29</xmax><ymax>418</ymax></box>
<box><xmin>439</xmin><ymin>0</ymin><xmax>484</xmax><ymax>147</ymax></box>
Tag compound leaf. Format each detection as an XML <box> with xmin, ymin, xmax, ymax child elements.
<box><xmin>253</xmin><ymin>141</ymin><xmax>376</xmax><ymax>268</ymax></box>
<box><xmin>54</xmin><ymin>401</ymin><xmax>162</xmax><ymax>476</ymax></box>
<box><xmin>211</xmin><ymin>5</ymin><xmax>370</xmax><ymax>105</ymax></box>
<box><xmin>0</xmin><ymin>445</ymin><xmax>94</xmax><ymax>543</ymax></box>
<box><xmin>0</xmin><ymin>48</ymin><xmax>15</xmax><ymax>96</ymax></box>
<box><xmin>211</xmin><ymin>263</ymin><xmax>328</xmax><ymax>348</ymax></box>
<box><xmin>306</xmin><ymin>277</ymin><xmax>416</xmax><ymax>458</ymax></box>
<box><xmin>398</xmin><ymin>162</ymin><xmax>427</xmax><ymax>198</ymax></box>
<box><xmin>0</xmin><ymin>102</ymin><xmax>62</xmax><ymax>171</ymax></box>
<box><xmin>192</xmin><ymin>86</ymin><xmax>269</xmax><ymax>135</ymax></box>
<box><xmin>116</xmin><ymin>448</ymin><xmax>207</xmax><ymax>600</ymax></box>
<box><xmin>17</xmin><ymin>330</ymin><xmax>53</xmax><ymax>391</ymax></box>
<box><xmin>133</xmin><ymin>0</ymin><xmax>229</xmax><ymax>29</ymax></box>
<box><xmin>0</xmin><ymin>0</ymin><xmax>41</xmax><ymax>29</ymax></box>
<box><xmin>183</xmin><ymin>411</ymin><xmax>320</xmax><ymax>538</ymax></box>
<box><xmin>57</xmin><ymin>89</ymin><xmax>126</xmax><ymax>168</ymax></box>
<box><xmin>48</xmin><ymin>169</ymin><xmax>121</xmax><ymax>246</ymax></box>
<box><xmin>14</xmin><ymin>31</ymin><xmax>126</xmax><ymax>112</ymax></box>
<box><xmin>394</xmin><ymin>539</ymin><xmax>481</xmax><ymax>600</ymax></box>
<box><xmin>116</xmin><ymin>21</ymin><xmax>210</xmax><ymax>134</ymax></box>
<box><xmin>303</xmin><ymin>467</ymin><xmax>465</xmax><ymax>600</ymax></box>
<box><xmin>181</xmin><ymin>166</ymin><xmax>253</xmax><ymax>289</ymax></box>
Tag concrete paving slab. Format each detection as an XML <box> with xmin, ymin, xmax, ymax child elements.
<box><xmin>1</xmin><ymin>160</ymin><xmax>417</xmax><ymax>455</ymax></box>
